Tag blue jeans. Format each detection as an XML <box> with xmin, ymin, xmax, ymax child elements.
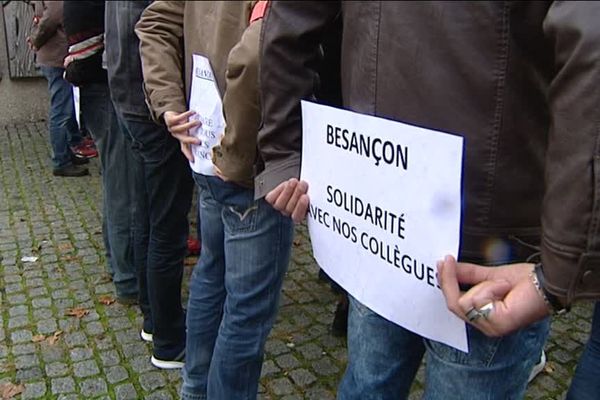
<box><xmin>79</xmin><ymin>84</ymin><xmax>138</xmax><ymax>298</ymax></box>
<box><xmin>338</xmin><ymin>295</ymin><xmax>550</xmax><ymax>400</ymax></box>
<box><xmin>567</xmin><ymin>302</ymin><xmax>600</xmax><ymax>400</ymax></box>
<box><xmin>118</xmin><ymin>113</ymin><xmax>193</xmax><ymax>358</ymax></box>
<box><xmin>40</xmin><ymin>66</ymin><xmax>82</xmax><ymax>168</ymax></box>
<box><xmin>182</xmin><ymin>174</ymin><xmax>294</xmax><ymax>400</ymax></box>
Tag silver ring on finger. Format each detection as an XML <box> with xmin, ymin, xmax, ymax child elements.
<box><xmin>478</xmin><ymin>302</ymin><xmax>494</xmax><ymax>320</ymax></box>
<box><xmin>465</xmin><ymin>307</ymin><xmax>482</xmax><ymax>322</ymax></box>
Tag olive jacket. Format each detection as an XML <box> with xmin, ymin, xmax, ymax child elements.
<box><xmin>135</xmin><ymin>0</ymin><xmax>260</xmax><ymax>187</ymax></box>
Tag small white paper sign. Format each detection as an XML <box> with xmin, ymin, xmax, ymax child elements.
<box><xmin>188</xmin><ymin>54</ymin><xmax>226</xmax><ymax>175</ymax></box>
<box><xmin>300</xmin><ymin>101</ymin><xmax>467</xmax><ymax>352</ymax></box>
<box><xmin>72</xmin><ymin>86</ymin><xmax>80</xmax><ymax>128</ymax></box>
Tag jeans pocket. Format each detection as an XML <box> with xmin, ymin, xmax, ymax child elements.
<box><xmin>426</xmin><ymin>325</ymin><xmax>503</xmax><ymax>367</ymax></box>
<box><xmin>223</xmin><ymin>201</ymin><xmax>259</xmax><ymax>234</ymax></box>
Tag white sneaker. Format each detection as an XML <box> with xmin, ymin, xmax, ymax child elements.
<box><xmin>528</xmin><ymin>350</ymin><xmax>546</xmax><ymax>382</ymax></box>
<box><xmin>150</xmin><ymin>350</ymin><xmax>185</xmax><ymax>370</ymax></box>
<box><xmin>140</xmin><ymin>329</ymin><xmax>153</xmax><ymax>343</ymax></box>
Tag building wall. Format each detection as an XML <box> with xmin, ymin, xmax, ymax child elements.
<box><xmin>0</xmin><ymin>6</ymin><xmax>49</xmax><ymax>124</ymax></box>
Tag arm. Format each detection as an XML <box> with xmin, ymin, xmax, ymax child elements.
<box><xmin>212</xmin><ymin>18</ymin><xmax>262</xmax><ymax>185</ymax></box>
<box><xmin>29</xmin><ymin>1</ymin><xmax>63</xmax><ymax>50</ymax></box>
<box><xmin>541</xmin><ymin>1</ymin><xmax>600</xmax><ymax>304</ymax></box>
<box><xmin>135</xmin><ymin>0</ymin><xmax>187</xmax><ymax>121</ymax></box>
<box><xmin>255</xmin><ymin>0</ymin><xmax>341</xmax><ymax>198</ymax></box>
<box><xmin>439</xmin><ymin>2</ymin><xmax>600</xmax><ymax>337</ymax></box>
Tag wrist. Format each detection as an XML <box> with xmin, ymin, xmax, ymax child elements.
<box><xmin>532</xmin><ymin>263</ymin><xmax>569</xmax><ymax>315</ymax></box>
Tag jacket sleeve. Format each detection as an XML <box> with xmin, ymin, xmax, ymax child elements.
<box><xmin>541</xmin><ymin>2</ymin><xmax>600</xmax><ymax>304</ymax></box>
<box><xmin>254</xmin><ymin>1</ymin><xmax>341</xmax><ymax>198</ymax></box>
<box><xmin>212</xmin><ymin>18</ymin><xmax>262</xmax><ymax>188</ymax></box>
<box><xmin>30</xmin><ymin>1</ymin><xmax>62</xmax><ymax>50</ymax></box>
<box><xmin>134</xmin><ymin>0</ymin><xmax>187</xmax><ymax>121</ymax></box>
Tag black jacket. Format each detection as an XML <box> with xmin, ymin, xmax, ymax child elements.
<box><xmin>63</xmin><ymin>0</ymin><xmax>107</xmax><ymax>86</ymax></box>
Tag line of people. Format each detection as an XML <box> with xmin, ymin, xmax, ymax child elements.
<box><xmin>29</xmin><ymin>1</ymin><xmax>600</xmax><ymax>399</ymax></box>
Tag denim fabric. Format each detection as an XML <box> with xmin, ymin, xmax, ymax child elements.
<box><xmin>105</xmin><ymin>1</ymin><xmax>151</xmax><ymax>117</ymax></box>
<box><xmin>118</xmin><ymin>114</ymin><xmax>193</xmax><ymax>358</ymax></box>
<box><xmin>338</xmin><ymin>295</ymin><xmax>550</xmax><ymax>400</ymax></box>
<box><xmin>79</xmin><ymin>83</ymin><xmax>137</xmax><ymax>297</ymax></box>
<box><xmin>40</xmin><ymin>66</ymin><xmax>82</xmax><ymax>168</ymax></box>
<box><xmin>566</xmin><ymin>302</ymin><xmax>600</xmax><ymax>400</ymax></box>
<box><xmin>181</xmin><ymin>174</ymin><xmax>294</xmax><ymax>400</ymax></box>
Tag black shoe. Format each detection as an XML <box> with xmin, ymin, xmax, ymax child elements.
<box><xmin>71</xmin><ymin>154</ymin><xmax>90</xmax><ymax>165</ymax></box>
<box><xmin>52</xmin><ymin>164</ymin><xmax>89</xmax><ymax>177</ymax></box>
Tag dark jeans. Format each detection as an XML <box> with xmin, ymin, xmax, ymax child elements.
<box><xmin>40</xmin><ymin>66</ymin><xmax>82</xmax><ymax>168</ymax></box>
<box><xmin>118</xmin><ymin>113</ymin><xmax>193</xmax><ymax>357</ymax></box>
<box><xmin>79</xmin><ymin>83</ymin><xmax>138</xmax><ymax>297</ymax></box>
<box><xmin>567</xmin><ymin>302</ymin><xmax>600</xmax><ymax>400</ymax></box>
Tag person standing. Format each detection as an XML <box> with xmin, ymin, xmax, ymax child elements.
<box><xmin>27</xmin><ymin>0</ymin><xmax>88</xmax><ymax>177</ymax></box>
<box><xmin>105</xmin><ymin>0</ymin><xmax>193</xmax><ymax>369</ymax></box>
<box><xmin>251</xmin><ymin>1</ymin><xmax>600</xmax><ymax>398</ymax></box>
<box><xmin>63</xmin><ymin>0</ymin><xmax>138</xmax><ymax>304</ymax></box>
<box><xmin>136</xmin><ymin>1</ymin><xmax>294</xmax><ymax>397</ymax></box>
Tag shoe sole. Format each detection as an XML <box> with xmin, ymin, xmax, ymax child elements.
<box><xmin>150</xmin><ymin>355</ymin><xmax>184</xmax><ymax>369</ymax></box>
<box><xmin>140</xmin><ymin>330</ymin><xmax>153</xmax><ymax>342</ymax></box>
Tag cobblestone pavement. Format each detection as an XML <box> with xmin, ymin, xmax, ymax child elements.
<box><xmin>0</xmin><ymin>122</ymin><xmax>594</xmax><ymax>399</ymax></box>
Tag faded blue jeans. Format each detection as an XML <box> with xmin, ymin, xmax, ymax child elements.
<box><xmin>79</xmin><ymin>84</ymin><xmax>138</xmax><ymax>298</ymax></box>
<box><xmin>181</xmin><ymin>174</ymin><xmax>294</xmax><ymax>400</ymax></box>
<box><xmin>40</xmin><ymin>66</ymin><xmax>82</xmax><ymax>168</ymax></box>
<box><xmin>566</xmin><ymin>302</ymin><xmax>600</xmax><ymax>400</ymax></box>
<box><xmin>338</xmin><ymin>295</ymin><xmax>550</xmax><ymax>400</ymax></box>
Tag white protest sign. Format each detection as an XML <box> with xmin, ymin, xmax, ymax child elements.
<box><xmin>188</xmin><ymin>54</ymin><xmax>226</xmax><ymax>175</ymax></box>
<box><xmin>300</xmin><ymin>101</ymin><xmax>467</xmax><ymax>352</ymax></box>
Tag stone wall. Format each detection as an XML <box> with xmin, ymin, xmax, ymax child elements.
<box><xmin>0</xmin><ymin>6</ymin><xmax>48</xmax><ymax>124</ymax></box>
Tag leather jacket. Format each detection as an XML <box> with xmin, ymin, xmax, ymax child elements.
<box><xmin>256</xmin><ymin>1</ymin><xmax>600</xmax><ymax>305</ymax></box>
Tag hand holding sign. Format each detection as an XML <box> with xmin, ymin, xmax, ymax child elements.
<box><xmin>164</xmin><ymin>110</ymin><xmax>201</xmax><ymax>162</ymax></box>
<box><xmin>265</xmin><ymin>178</ymin><xmax>310</xmax><ymax>223</ymax></box>
<box><xmin>437</xmin><ymin>255</ymin><xmax>550</xmax><ymax>337</ymax></box>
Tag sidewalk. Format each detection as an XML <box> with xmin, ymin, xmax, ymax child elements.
<box><xmin>0</xmin><ymin>122</ymin><xmax>592</xmax><ymax>399</ymax></box>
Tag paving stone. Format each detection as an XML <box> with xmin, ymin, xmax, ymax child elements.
<box><xmin>28</xmin><ymin>286</ymin><xmax>48</xmax><ymax>297</ymax></box>
<box><xmin>7</xmin><ymin>293</ymin><xmax>27</xmax><ymax>305</ymax></box>
<box><xmin>105</xmin><ymin>365</ymin><xmax>129</xmax><ymax>384</ymax></box>
<box><xmin>40</xmin><ymin>345</ymin><xmax>65</xmax><ymax>363</ymax></box>
<box><xmin>8</xmin><ymin>305</ymin><xmax>29</xmax><ymax>317</ymax></box>
<box><xmin>130</xmin><ymin>355</ymin><xmax>154</xmax><ymax>374</ymax></box>
<box><xmin>145</xmin><ymin>390</ymin><xmax>174</xmax><ymax>400</ymax></box>
<box><xmin>12</xmin><ymin>343</ymin><xmax>35</xmax><ymax>356</ymax></box>
<box><xmin>69</xmin><ymin>347</ymin><xmax>93</xmax><ymax>362</ymax></box>
<box><xmin>64</xmin><ymin>332</ymin><xmax>88</xmax><ymax>348</ymax></box>
<box><xmin>115</xmin><ymin>383</ymin><xmax>138</xmax><ymax>400</ymax></box>
<box><xmin>73</xmin><ymin>359</ymin><xmax>100</xmax><ymax>378</ymax></box>
<box><xmin>289</xmin><ymin>368</ymin><xmax>317</xmax><ymax>387</ymax></box>
<box><xmin>21</xmin><ymin>381</ymin><xmax>47</xmax><ymax>399</ymax></box>
<box><xmin>11</xmin><ymin>329</ymin><xmax>33</xmax><ymax>344</ymax></box>
<box><xmin>268</xmin><ymin>377</ymin><xmax>295</xmax><ymax>396</ymax></box>
<box><xmin>46</xmin><ymin>362</ymin><xmax>69</xmax><ymax>377</ymax></box>
<box><xmin>16</xmin><ymin>366</ymin><xmax>44</xmax><ymax>382</ymax></box>
<box><xmin>37</xmin><ymin>319</ymin><xmax>58</xmax><ymax>335</ymax></box>
<box><xmin>51</xmin><ymin>376</ymin><xmax>76</xmax><ymax>394</ymax></box>
<box><xmin>275</xmin><ymin>354</ymin><xmax>301</xmax><ymax>370</ymax></box>
<box><xmin>139</xmin><ymin>371</ymin><xmax>166</xmax><ymax>391</ymax></box>
<box><xmin>31</xmin><ymin>297</ymin><xmax>52</xmax><ymax>308</ymax></box>
<box><xmin>79</xmin><ymin>377</ymin><xmax>108</xmax><ymax>397</ymax></box>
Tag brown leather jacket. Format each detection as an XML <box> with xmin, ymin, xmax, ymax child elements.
<box><xmin>257</xmin><ymin>1</ymin><xmax>600</xmax><ymax>305</ymax></box>
<box><xmin>135</xmin><ymin>0</ymin><xmax>259</xmax><ymax>187</ymax></box>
